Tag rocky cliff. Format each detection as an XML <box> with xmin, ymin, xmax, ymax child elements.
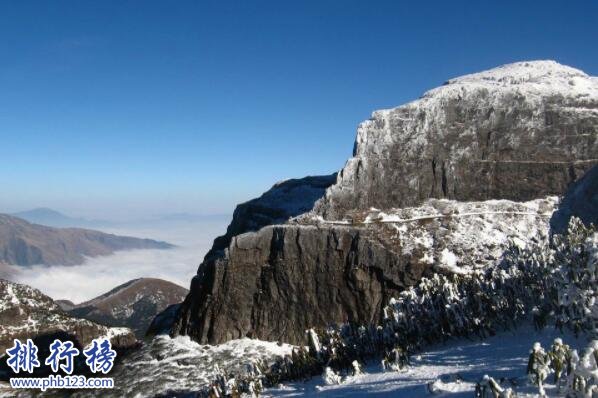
<box><xmin>169</xmin><ymin>61</ymin><xmax>598</xmax><ymax>345</ymax></box>
<box><xmin>206</xmin><ymin>174</ymin><xmax>336</xmax><ymax>258</ymax></box>
<box><xmin>315</xmin><ymin>60</ymin><xmax>597</xmax><ymax>219</ymax></box>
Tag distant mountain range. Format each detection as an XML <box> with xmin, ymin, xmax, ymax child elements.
<box><xmin>60</xmin><ymin>278</ymin><xmax>188</xmax><ymax>338</ymax></box>
<box><xmin>11</xmin><ymin>207</ymin><xmax>108</xmax><ymax>228</ymax></box>
<box><xmin>0</xmin><ymin>213</ymin><xmax>174</xmax><ymax>266</ymax></box>
<box><xmin>11</xmin><ymin>207</ymin><xmax>230</xmax><ymax>228</ymax></box>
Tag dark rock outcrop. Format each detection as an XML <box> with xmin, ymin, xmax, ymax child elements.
<box><xmin>173</xmin><ymin>225</ymin><xmax>428</xmax><ymax>345</ymax></box>
<box><xmin>170</xmin><ymin>61</ymin><xmax>598</xmax><ymax>345</ymax></box>
<box><xmin>146</xmin><ymin>303</ymin><xmax>181</xmax><ymax>337</ymax></box>
<box><xmin>0</xmin><ymin>214</ymin><xmax>174</xmax><ymax>266</ymax></box>
<box><xmin>550</xmin><ymin>165</ymin><xmax>598</xmax><ymax>233</ymax></box>
<box><xmin>172</xmin><ymin>196</ymin><xmax>558</xmax><ymax>345</ymax></box>
<box><xmin>207</xmin><ymin>174</ymin><xmax>337</xmax><ymax>258</ymax></box>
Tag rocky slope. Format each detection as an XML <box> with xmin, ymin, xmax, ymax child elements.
<box><xmin>0</xmin><ymin>279</ymin><xmax>136</xmax><ymax>378</ymax></box>
<box><xmin>66</xmin><ymin>278</ymin><xmax>188</xmax><ymax>338</ymax></box>
<box><xmin>169</xmin><ymin>61</ymin><xmax>598</xmax><ymax>345</ymax></box>
<box><xmin>0</xmin><ymin>214</ymin><xmax>174</xmax><ymax>266</ymax></box>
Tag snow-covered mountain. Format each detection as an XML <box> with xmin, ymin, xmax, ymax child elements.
<box><xmin>169</xmin><ymin>60</ymin><xmax>597</xmax><ymax>346</ymax></box>
<box><xmin>65</xmin><ymin>278</ymin><xmax>188</xmax><ymax>338</ymax></box>
<box><xmin>315</xmin><ymin>60</ymin><xmax>597</xmax><ymax>218</ymax></box>
<box><xmin>0</xmin><ymin>279</ymin><xmax>137</xmax><ymax>379</ymax></box>
<box><xmin>3</xmin><ymin>61</ymin><xmax>596</xmax><ymax>397</ymax></box>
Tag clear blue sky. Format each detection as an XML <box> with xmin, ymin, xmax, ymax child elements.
<box><xmin>1</xmin><ymin>0</ymin><xmax>597</xmax><ymax>219</ymax></box>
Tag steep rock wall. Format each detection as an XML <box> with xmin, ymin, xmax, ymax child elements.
<box><xmin>173</xmin><ymin>225</ymin><xmax>427</xmax><ymax>344</ymax></box>
<box><xmin>170</xmin><ymin>61</ymin><xmax>598</xmax><ymax>345</ymax></box>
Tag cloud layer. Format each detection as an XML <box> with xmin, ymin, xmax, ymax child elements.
<box><xmin>6</xmin><ymin>218</ymin><xmax>230</xmax><ymax>303</ymax></box>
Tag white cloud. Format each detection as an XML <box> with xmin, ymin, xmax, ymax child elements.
<box><xmin>6</xmin><ymin>219</ymin><xmax>230</xmax><ymax>303</ymax></box>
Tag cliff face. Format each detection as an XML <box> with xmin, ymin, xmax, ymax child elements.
<box><xmin>174</xmin><ymin>225</ymin><xmax>420</xmax><ymax>344</ymax></box>
<box><xmin>172</xmin><ymin>197</ymin><xmax>558</xmax><ymax>344</ymax></box>
<box><xmin>170</xmin><ymin>61</ymin><xmax>598</xmax><ymax>345</ymax></box>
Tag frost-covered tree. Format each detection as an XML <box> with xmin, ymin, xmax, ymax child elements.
<box><xmin>527</xmin><ymin>342</ymin><xmax>550</xmax><ymax>396</ymax></box>
<box><xmin>323</xmin><ymin>366</ymin><xmax>342</xmax><ymax>385</ymax></box>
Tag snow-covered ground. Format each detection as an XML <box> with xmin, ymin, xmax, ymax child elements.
<box><xmin>71</xmin><ymin>335</ymin><xmax>295</xmax><ymax>397</ymax></box>
<box><xmin>264</xmin><ymin>325</ymin><xmax>587</xmax><ymax>398</ymax></box>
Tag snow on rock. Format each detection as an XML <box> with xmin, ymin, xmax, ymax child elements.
<box><xmin>170</xmin><ymin>60</ymin><xmax>595</xmax><ymax>347</ymax></box>
<box><xmin>171</xmin><ymin>196</ymin><xmax>558</xmax><ymax>346</ymax></box>
<box><xmin>206</xmin><ymin>174</ymin><xmax>337</xmax><ymax>258</ymax></box>
<box><xmin>310</xmin><ymin>196</ymin><xmax>558</xmax><ymax>273</ymax></box>
<box><xmin>314</xmin><ymin>60</ymin><xmax>598</xmax><ymax>219</ymax></box>
<box><xmin>0</xmin><ymin>279</ymin><xmax>136</xmax><ymax>355</ymax></box>
<box><xmin>427</xmin><ymin>377</ymin><xmax>475</xmax><ymax>395</ymax></box>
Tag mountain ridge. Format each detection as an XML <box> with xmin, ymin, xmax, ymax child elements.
<box><xmin>67</xmin><ymin>278</ymin><xmax>188</xmax><ymax>338</ymax></box>
<box><xmin>0</xmin><ymin>213</ymin><xmax>174</xmax><ymax>266</ymax></box>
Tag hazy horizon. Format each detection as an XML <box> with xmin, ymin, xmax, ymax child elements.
<box><xmin>4</xmin><ymin>205</ymin><xmax>232</xmax><ymax>224</ymax></box>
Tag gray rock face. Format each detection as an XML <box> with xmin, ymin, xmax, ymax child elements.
<box><xmin>314</xmin><ymin>61</ymin><xmax>598</xmax><ymax>219</ymax></box>
<box><xmin>551</xmin><ymin>165</ymin><xmax>598</xmax><ymax>233</ymax></box>
<box><xmin>174</xmin><ymin>225</ymin><xmax>426</xmax><ymax>345</ymax></box>
<box><xmin>171</xmin><ymin>61</ymin><xmax>598</xmax><ymax>345</ymax></box>
<box><xmin>172</xmin><ymin>197</ymin><xmax>557</xmax><ymax>345</ymax></box>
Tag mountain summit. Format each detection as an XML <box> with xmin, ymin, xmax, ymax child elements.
<box><xmin>165</xmin><ymin>61</ymin><xmax>597</xmax><ymax>345</ymax></box>
<box><xmin>314</xmin><ymin>60</ymin><xmax>597</xmax><ymax>218</ymax></box>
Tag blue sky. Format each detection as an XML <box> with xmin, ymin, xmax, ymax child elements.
<box><xmin>1</xmin><ymin>0</ymin><xmax>597</xmax><ymax>219</ymax></box>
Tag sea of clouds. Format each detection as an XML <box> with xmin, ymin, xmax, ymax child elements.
<box><xmin>4</xmin><ymin>217</ymin><xmax>230</xmax><ymax>303</ymax></box>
